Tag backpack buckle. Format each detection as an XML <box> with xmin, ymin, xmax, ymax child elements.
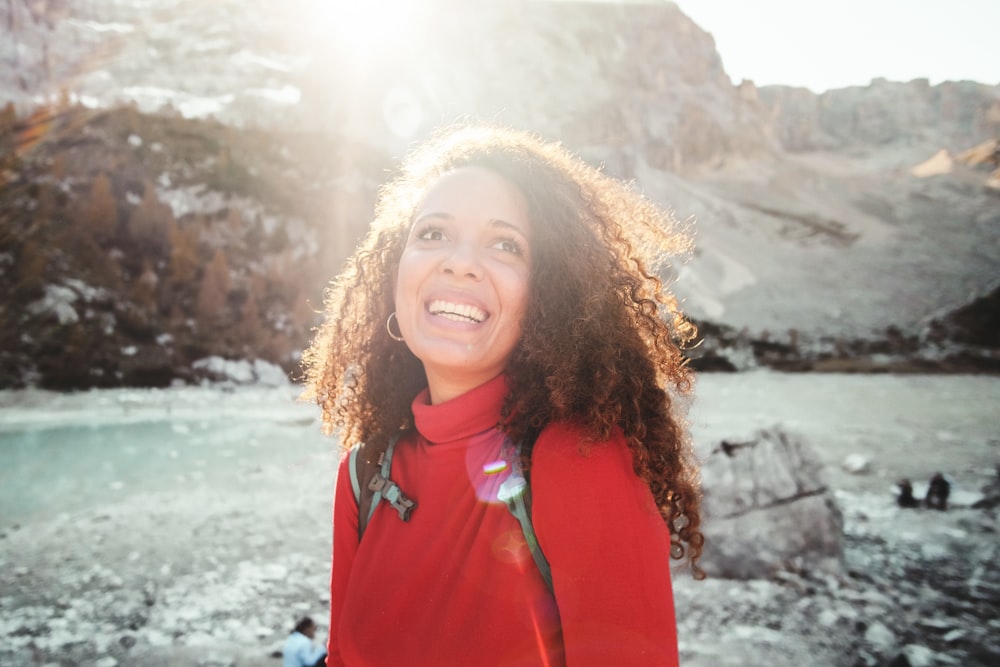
<box><xmin>367</xmin><ymin>474</ymin><xmax>417</xmax><ymax>521</ymax></box>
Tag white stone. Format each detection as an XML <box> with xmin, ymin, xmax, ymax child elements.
<box><xmin>900</xmin><ymin>644</ymin><xmax>937</xmax><ymax>667</ymax></box>
<box><xmin>863</xmin><ymin>621</ymin><xmax>896</xmax><ymax>653</ymax></box>
<box><xmin>841</xmin><ymin>453</ymin><xmax>871</xmax><ymax>474</ymax></box>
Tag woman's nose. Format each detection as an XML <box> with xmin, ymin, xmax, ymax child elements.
<box><xmin>442</xmin><ymin>243</ymin><xmax>482</xmax><ymax>279</ymax></box>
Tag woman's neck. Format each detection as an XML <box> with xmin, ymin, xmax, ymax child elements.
<box><xmin>423</xmin><ymin>368</ymin><xmax>504</xmax><ymax>405</ymax></box>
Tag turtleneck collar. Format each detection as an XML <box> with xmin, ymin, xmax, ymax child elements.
<box><xmin>411</xmin><ymin>373</ymin><xmax>509</xmax><ymax>445</ymax></box>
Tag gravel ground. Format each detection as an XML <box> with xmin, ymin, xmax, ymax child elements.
<box><xmin>1</xmin><ymin>372</ymin><xmax>997</xmax><ymax>666</ymax></box>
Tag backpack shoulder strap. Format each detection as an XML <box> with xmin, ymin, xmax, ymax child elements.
<box><xmin>498</xmin><ymin>439</ymin><xmax>553</xmax><ymax>593</ymax></box>
<box><xmin>351</xmin><ymin>434</ymin><xmax>550</xmax><ymax>593</ymax></box>
<box><xmin>352</xmin><ymin>434</ymin><xmax>416</xmax><ymax>540</ymax></box>
<box><xmin>350</xmin><ymin>442</ymin><xmax>379</xmax><ymax>541</ymax></box>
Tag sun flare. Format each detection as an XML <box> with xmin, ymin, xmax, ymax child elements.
<box><xmin>302</xmin><ymin>0</ymin><xmax>421</xmax><ymax>67</ymax></box>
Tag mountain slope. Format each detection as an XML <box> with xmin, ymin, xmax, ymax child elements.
<box><xmin>1</xmin><ymin>0</ymin><xmax>998</xmax><ymax>387</ymax></box>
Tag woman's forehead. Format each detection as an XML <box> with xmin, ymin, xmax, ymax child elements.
<box><xmin>415</xmin><ymin>167</ymin><xmax>529</xmax><ymax>222</ymax></box>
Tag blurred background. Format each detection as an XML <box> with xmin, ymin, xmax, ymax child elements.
<box><xmin>1</xmin><ymin>1</ymin><xmax>997</xmax><ymax>666</ymax></box>
<box><xmin>1</xmin><ymin>0</ymin><xmax>997</xmax><ymax>387</ymax></box>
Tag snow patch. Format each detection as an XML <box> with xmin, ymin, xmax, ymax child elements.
<box><xmin>231</xmin><ymin>49</ymin><xmax>310</xmax><ymax>73</ymax></box>
<box><xmin>243</xmin><ymin>85</ymin><xmax>302</xmax><ymax>106</ymax></box>
<box><xmin>155</xmin><ymin>184</ymin><xmax>228</xmax><ymax>218</ymax></box>
<box><xmin>70</xmin><ymin>20</ymin><xmax>136</xmax><ymax>34</ymax></box>
<box><xmin>66</xmin><ymin>279</ymin><xmax>104</xmax><ymax>302</ymax></box>
<box><xmin>28</xmin><ymin>285</ymin><xmax>79</xmax><ymax>325</ymax></box>
<box><xmin>120</xmin><ymin>86</ymin><xmax>235</xmax><ymax>119</ymax></box>
<box><xmin>192</xmin><ymin>357</ymin><xmax>289</xmax><ymax>387</ymax></box>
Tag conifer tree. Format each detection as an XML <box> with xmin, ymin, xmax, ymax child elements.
<box><xmin>237</xmin><ymin>289</ymin><xmax>262</xmax><ymax>350</ymax></box>
<box><xmin>168</xmin><ymin>220</ymin><xmax>202</xmax><ymax>287</ymax></box>
<box><xmin>130</xmin><ymin>260</ymin><xmax>159</xmax><ymax>313</ymax></box>
<box><xmin>195</xmin><ymin>248</ymin><xmax>232</xmax><ymax>325</ymax></box>
<box><xmin>0</xmin><ymin>102</ymin><xmax>15</xmax><ymax>134</ymax></box>
<box><xmin>81</xmin><ymin>173</ymin><xmax>118</xmax><ymax>242</ymax></box>
<box><xmin>13</xmin><ymin>239</ymin><xmax>47</xmax><ymax>299</ymax></box>
<box><xmin>127</xmin><ymin>182</ymin><xmax>174</xmax><ymax>258</ymax></box>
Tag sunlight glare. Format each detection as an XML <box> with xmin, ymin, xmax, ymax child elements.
<box><xmin>304</xmin><ymin>0</ymin><xmax>419</xmax><ymax>67</ymax></box>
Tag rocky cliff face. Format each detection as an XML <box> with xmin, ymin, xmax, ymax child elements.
<box><xmin>1</xmin><ymin>0</ymin><xmax>998</xmax><ymax>388</ymax></box>
<box><xmin>758</xmin><ymin>78</ymin><xmax>1000</xmax><ymax>153</ymax></box>
<box><xmin>2</xmin><ymin>0</ymin><xmax>777</xmax><ymax>171</ymax></box>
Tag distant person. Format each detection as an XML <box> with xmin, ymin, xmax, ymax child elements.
<box><xmin>895</xmin><ymin>479</ymin><xmax>919</xmax><ymax>508</ymax></box>
<box><xmin>925</xmin><ymin>472</ymin><xmax>950</xmax><ymax>510</ymax></box>
<box><xmin>303</xmin><ymin>124</ymin><xmax>704</xmax><ymax>665</ymax></box>
<box><xmin>282</xmin><ymin>617</ymin><xmax>326</xmax><ymax>667</ymax></box>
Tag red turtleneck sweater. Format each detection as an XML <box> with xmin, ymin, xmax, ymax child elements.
<box><xmin>327</xmin><ymin>374</ymin><xmax>678</xmax><ymax>666</ymax></box>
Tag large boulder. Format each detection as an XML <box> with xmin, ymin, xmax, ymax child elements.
<box><xmin>698</xmin><ymin>427</ymin><xmax>844</xmax><ymax>579</ymax></box>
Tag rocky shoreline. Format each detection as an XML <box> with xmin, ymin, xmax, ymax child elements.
<box><xmin>3</xmin><ymin>469</ymin><xmax>996</xmax><ymax>666</ymax></box>
<box><xmin>2</xmin><ymin>374</ymin><xmax>997</xmax><ymax>666</ymax></box>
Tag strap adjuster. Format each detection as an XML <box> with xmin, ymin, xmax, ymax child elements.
<box><xmin>367</xmin><ymin>474</ymin><xmax>416</xmax><ymax>521</ymax></box>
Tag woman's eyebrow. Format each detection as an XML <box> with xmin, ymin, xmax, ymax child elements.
<box><xmin>412</xmin><ymin>211</ymin><xmax>454</xmax><ymax>224</ymax></box>
<box><xmin>490</xmin><ymin>219</ymin><xmax>528</xmax><ymax>235</ymax></box>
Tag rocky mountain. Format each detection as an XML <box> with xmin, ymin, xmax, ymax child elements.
<box><xmin>2</xmin><ymin>0</ymin><xmax>998</xmax><ymax>388</ymax></box>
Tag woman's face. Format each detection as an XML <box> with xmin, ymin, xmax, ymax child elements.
<box><xmin>395</xmin><ymin>166</ymin><xmax>532</xmax><ymax>404</ymax></box>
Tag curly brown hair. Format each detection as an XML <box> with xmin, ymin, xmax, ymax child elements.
<box><xmin>302</xmin><ymin>124</ymin><xmax>704</xmax><ymax>576</ymax></box>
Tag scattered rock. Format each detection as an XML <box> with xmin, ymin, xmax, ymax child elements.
<box><xmin>971</xmin><ymin>465</ymin><xmax>1000</xmax><ymax>509</ymax></box>
<box><xmin>698</xmin><ymin>427</ymin><xmax>844</xmax><ymax>579</ymax></box>
<box><xmin>863</xmin><ymin>620</ymin><xmax>896</xmax><ymax>654</ymax></box>
<box><xmin>897</xmin><ymin>644</ymin><xmax>937</xmax><ymax>667</ymax></box>
<box><xmin>843</xmin><ymin>453</ymin><xmax>872</xmax><ymax>474</ymax></box>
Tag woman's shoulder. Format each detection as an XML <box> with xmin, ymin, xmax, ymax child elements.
<box><xmin>532</xmin><ymin>420</ymin><xmax>632</xmax><ymax>474</ymax></box>
<box><xmin>530</xmin><ymin>420</ymin><xmax>662</xmax><ymax>530</ymax></box>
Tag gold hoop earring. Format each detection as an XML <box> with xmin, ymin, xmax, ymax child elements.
<box><xmin>386</xmin><ymin>312</ymin><xmax>405</xmax><ymax>342</ymax></box>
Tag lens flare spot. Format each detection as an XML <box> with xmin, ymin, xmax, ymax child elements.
<box><xmin>483</xmin><ymin>460</ymin><xmax>507</xmax><ymax>475</ymax></box>
<box><xmin>492</xmin><ymin>529</ymin><xmax>530</xmax><ymax>565</ymax></box>
<box><xmin>381</xmin><ymin>85</ymin><xmax>423</xmax><ymax>139</ymax></box>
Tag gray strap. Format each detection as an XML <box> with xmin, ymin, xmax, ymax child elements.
<box><xmin>366</xmin><ymin>434</ymin><xmax>415</xmax><ymax>524</ymax></box>
<box><xmin>498</xmin><ymin>441</ymin><xmax>553</xmax><ymax>593</ymax></box>
<box><xmin>366</xmin><ymin>438</ymin><xmax>390</xmax><ymax>526</ymax></box>
<box><xmin>349</xmin><ymin>447</ymin><xmax>361</xmax><ymax>502</ymax></box>
<box><xmin>353</xmin><ymin>435</ymin><xmax>547</xmax><ymax>591</ymax></box>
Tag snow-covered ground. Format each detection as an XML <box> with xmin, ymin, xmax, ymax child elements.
<box><xmin>1</xmin><ymin>372</ymin><xmax>997</xmax><ymax>666</ymax></box>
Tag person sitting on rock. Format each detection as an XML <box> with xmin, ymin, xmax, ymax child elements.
<box><xmin>895</xmin><ymin>479</ymin><xmax>919</xmax><ymax>508</ymax></box>
<box><xmin>283</xmin><ymin>616</ymin><xmax>327</xmax><ymax>667</ymax></box>
<box><xmin>924</xmin><ymin>472</ymin><xmax>950</xmax><ymax>510</ymax></box>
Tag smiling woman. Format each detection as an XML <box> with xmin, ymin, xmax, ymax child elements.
<box><xmin>395</xmin><ymin>166</ymin><xmax>533</xmax><ymax>403</ymax></box>
<box><xmin>303</xmin><ymin>123</ymin><xmax>703</xmax><ymax>666</ymax></box>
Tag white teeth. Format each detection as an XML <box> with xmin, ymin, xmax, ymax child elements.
<box><xmin>428</xmin><ymin>300</ymin><xmax>487</xmax><ymax>323</ymax></box>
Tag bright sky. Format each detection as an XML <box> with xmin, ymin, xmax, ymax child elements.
<box><xmin>673</xmin><ymin>0</ymin><xmax>998</xmax><ymax>92</ymax></box>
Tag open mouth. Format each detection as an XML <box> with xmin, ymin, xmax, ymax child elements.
<box><xmin>428</xmin><ymin>300</ymin><xmax>487</xmax><ymax>324</ymax></box>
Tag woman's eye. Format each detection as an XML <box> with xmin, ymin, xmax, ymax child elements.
<box><xmin>494</xmin><ymin>238</ymin><xmax>524</xmax><ymax>255</ymax></box>
<box><xmin>419</xmin><ymin>228</ymin><xmax>446</xmax><ymax>241</ymax></box>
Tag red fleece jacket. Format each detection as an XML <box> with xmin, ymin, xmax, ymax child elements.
<box><xmin>327</xmin><ymin>374</ymin><xmax>678</xmax><ymax>666</ymax></box>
